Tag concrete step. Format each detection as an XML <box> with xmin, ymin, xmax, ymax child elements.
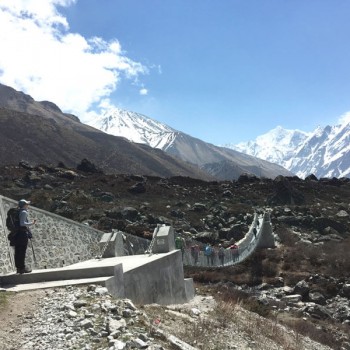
<box><xmin>0</xmin><ymin>254</ymin><xmax>166</xmax><ymax>287</ymax></box>
<box><xmin>1</xmin><ymin>276</ymin><xmax>110</xmax><ymax>292</ymax></box>
<box><xmin>0</xmin><ymin>264</ymin><xmax>116</xmax><ymax>286</ymax></box>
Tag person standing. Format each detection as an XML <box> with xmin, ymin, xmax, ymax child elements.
<box><xmin>218</xmin><ymin>244</ymin><xmax>225</xmax><ymax>266</ymax></box>
<box><xmin>175</xmin><ymin>235</ymin><xmax>185</xmax><ymax>259</ymax></box>
<box><xmin>191</xmin><ymin>244</ymin><xmax>199</xmax><ymax>265</ymax></box>
<box><xmin>14</xmin><ymin>199</ymin><xmax>36</xmax><ymax>274</ymax></box>
<box><xmin>204</xmin><ymin>243</ymin><xmax>214</xmax><ymax>266</ymax></box>
<box><xmin>229</xmin><ymin>243</ymin><xmax>239</xmax><ymax>262</ymax></box>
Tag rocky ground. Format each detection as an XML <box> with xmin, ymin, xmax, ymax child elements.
<box><xmin>0</xmin><ymin>160</ymin><xmax>350</xmax><ymax>349</ymax></box>
<box><xmin>0</xmin><ymin>285</ymin><xmax>335</xmax><ymax>350</ymax></box>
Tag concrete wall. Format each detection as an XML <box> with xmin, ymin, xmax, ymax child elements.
<box><xmin>0</xmin><ymin>195</ymin><xmax>104</xmax><ymax>275</ymax></box>
<box><xmin>123</xmin><ymin>250</ymin><xmax>188</xmax><ymax>305</ymax></box>
<box><xmin>257</xmin><ymin>212</ymin><xmax>275</xmax><ymax>249</ymax></box>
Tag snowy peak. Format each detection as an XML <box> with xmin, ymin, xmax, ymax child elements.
<box><xmin>88</xmin><ymin>107</ymin><xmax>292</xmax><ymax>180</ymax></box>
<box><xmin>88</xmin><ymin>108</ymin><xmax>177</xmax><ymax>150</ymax></box>
<box><xmin>227</xmin><ymin>126</ymin><xmax>310</xmax><ymax>165</ymax></box>
<box><xmin>226</xmin><ymin>121</ymin><xmax>350</xmax><ymax>179</ymax></box>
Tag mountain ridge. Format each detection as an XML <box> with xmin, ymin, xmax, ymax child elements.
<box><xmin>88</xmin><ymin>108</ymin><xmax>293</xmax><ymax>180</ymax></box>
<box><xmin>0</xmin><ymin>83</ymin><xmax>212</xmax><ymax>180</ymax></box>
<box><xmin>225</xmin><ymin>123</ymin><xmax>350</xmax><ymax>179</ymax></box>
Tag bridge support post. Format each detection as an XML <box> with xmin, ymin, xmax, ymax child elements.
<box><xmin>152</xmin><ymin>226</ymin><xmax>175</xmax><ymax>253</ymax></box>
<box><xmin>257</xmin><ymin>212</ymin><xmax>275</xmax><ymax>248</ymax></box>
<box><xmin>99</xmin><ymin>231</ymin><xmax>124</xmax><ymax>258</ymax></box>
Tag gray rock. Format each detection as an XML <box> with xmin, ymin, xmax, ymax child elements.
<box><xmin>80</xmin><ymin>319</ymin><xmax>94</xmax><ymax>329</ymax></box>
<box><xmin>95</xmin><ymin>287</ymin><xmax>109</xmax><ymax>295</ymax></box>
<box><xmin>131</xmin><ymin>338</ymin><xmax>149</xmax><ymax>349</ymax></box>
<box><xmin>309</xmin><ymin>291</ymin><xmax>326</xmax><ymax>305</ymax></box>
<box><xmin>281</xmin><ymin>294</ymin><xmax>302</xmax><ymax>303</ymax></box>
<box><xmin>341</xmin><ymin>284</ymin><xmax>350</xmax><ymax>298</ymax></box>
<box><xmin>107</xmin><ymin>318</ymin><xmax>127</xmax><ymax>334</ymax></box>
<box><xmin>128</xmin><ymin>182</ymin><xmax>146</xmax><ymax>194</ymax></box>
<box><xmin>124</xmin><ymin>299</ymin><xmax>137</xmax><ymax>311</ymax></box>
<box><xmin>293</xmin><ymin>280</ymin><xmax>309</xmax><ymax>297</ymax></box>
<box><xmin>191</xmin><ymin>203</ymin><xmax>207</xmax><ymax>212</ymax></box>
<box><xmin>305</xmin><ymin>304</ymin><xmax>332</xmax><ymax>320</ymax></box>
<box><xmin>336</xmin><ymin>210</ymin><xmax>349</xmax><ymax>218</ymax></box>
<box><xmin>121</xmin><ymin>207</ymin><xmax>139</xmax><ymax>220</ymax></box>
<box><xmin>74</xmin><ymin>300</ymin><xmax>88</xmax><ymax>308</ymax></box>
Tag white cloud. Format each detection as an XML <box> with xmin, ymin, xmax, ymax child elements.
<box><xmin>0</xmin><ymin>0</ymin><xmax>148</xmax><ymax>120</ymax></box>
<box><xmin>338</xmin><ymin>111</ymin><xmax>350</xmax><ymax>126</ymax></box>
<box><xmin>139</xmin><ymin>88</ymin><xmax>148</xmax><ymax>96</ymax></box>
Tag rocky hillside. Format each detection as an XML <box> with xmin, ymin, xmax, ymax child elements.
<box><xmin>1</xmin><ymin>162</ymin><xmax>350</xmax><ymax>349</ymax></box>
<box><xmin>0</xmin><ymin>84</ymin><xmax>211</xmax><ymax>180</ymax></box>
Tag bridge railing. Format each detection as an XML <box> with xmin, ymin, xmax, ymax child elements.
<box><xmin>180</xmin><ymin>212</ymin><xmax>267</xmax><ymax>267</ymax></box>
<box><xmin>115</xmin><ymin>211</ymin><xmax>271</xmax><ymax>269</ymax></box>
<box><xmin>119</xmin><ymin>231</ymin><xmax>150</xmax><ymax>256</ymax></box>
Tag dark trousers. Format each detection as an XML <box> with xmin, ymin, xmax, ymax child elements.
<box><xmin>14</xmin><ymin>243</ymin><xmax>28</xmax><ymax>270</ymax></box>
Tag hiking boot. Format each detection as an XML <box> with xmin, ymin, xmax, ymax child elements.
<box><xmin>17</xmin><ymin>267</ymin><xmax>32</xmax><ymax>274</ymax></box>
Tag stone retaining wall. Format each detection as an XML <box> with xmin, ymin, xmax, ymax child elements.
<box><xmin>0</xmin><ymin>195</ymin><xmax>104</xmax><ymax>275</ymax></box>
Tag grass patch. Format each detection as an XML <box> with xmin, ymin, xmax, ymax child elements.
<box><xmin>0</xmin><ymin>292</ymin><xmax>9</xmax><ymax>309</ymax></box>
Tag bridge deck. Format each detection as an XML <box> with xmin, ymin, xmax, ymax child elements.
<box><xmin>0</xmin><ymin>252</ymin><xmax>173</xmax><ymax>292</ymax></box>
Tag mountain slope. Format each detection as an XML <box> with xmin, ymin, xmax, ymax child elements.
<box><xmin>225</xmin><ymin>124</ymin><xmax>350</xmax><ymax>179</ymax></box>
<box><xmin>291</xmin><ymin>123</ymin><xmax>350</xmax><ymax>178</ymax></box>
<box><xmin>230</xmin><ymin>126</ymin><xmax>310</xmax><ymax>165</ymax></box>
<box><xmin>0</xmin><ymin>84</ymin><xmax>212</xmax><ymax>180</ymax></box>
<box><xmin>88</xmin><ymin>108</ymin><xmax>293</xmax><ymax>180</ymax></box>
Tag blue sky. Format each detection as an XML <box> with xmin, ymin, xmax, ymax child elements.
<box><xmin>1</xmin><ymin>1</ymin><xmax>350</xmax><ymax>145</ymax></box>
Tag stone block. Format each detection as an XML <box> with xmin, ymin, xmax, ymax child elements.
<box><xmin>99</xmin><ymin>231</ymin><xmax>124</xmax><ymax>258</ymax></box>
<box><xmin>152</xmin><ymin>226</ymin><xmax>175</xmax><ymax>254</ymax></box>
<box><xmin>282</xmin><ymin>294</ymin><xmax>302</xmax><ymax>304</ymax></box>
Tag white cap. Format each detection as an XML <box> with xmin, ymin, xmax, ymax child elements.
<box><xmin>18</xmin><ymin>199</ymin><xmax>31</xmax><ymax>208</ymax></box>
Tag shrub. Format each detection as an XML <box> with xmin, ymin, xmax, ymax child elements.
<box><xmin>282</xmin><ymin>318</ymin><xmax>339</xmax><ymax>349</ymax></box>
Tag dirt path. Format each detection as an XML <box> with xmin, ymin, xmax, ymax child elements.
<box><xmin>0</xmin><ymin>290</ymin><xmax>46</xmax><ymax>350</ymax></box>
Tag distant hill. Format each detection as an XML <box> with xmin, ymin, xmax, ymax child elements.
<box><xmin>88</xmin><ymin>108</ymin><xmax>292</xmax><ymax>180</ymax></box>
<box><xmin>0</xmin><ymin>83</ymin><xmax>212</xmax><ymax>180</ymax></box>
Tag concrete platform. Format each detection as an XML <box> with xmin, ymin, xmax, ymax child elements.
<box><xmin>0</xmin><ymin>251</ymin><xmax>195</xmax><ymax>305</ymax></box>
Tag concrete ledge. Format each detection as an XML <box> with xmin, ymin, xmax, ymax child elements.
<box><xmin>2</xmin><ymin>277</ymin><xmax>110</xmax><ymax>292</ymax></box>
<box><xmin>0</xmin><ymin>252</ymin><xmax>195</xmax><ymax>306</ymax></box>
<box><xmin>184</xmin><ymin>278</ymin><xmax>195</xmax><ymax>301</ymax></box>
<box><xmin>123</xmin><ymin>250</ymin><xmax>187</xmax><ymax>305</ymax></box>
<box><xmin>0</xmin><ymin>264</ymin><xmax>118</xmax><ymax>285</ymax></box>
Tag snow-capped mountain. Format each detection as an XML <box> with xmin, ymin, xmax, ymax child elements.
<box><xmin>225</xmin><ymin>122</ymin><xmax>350</xmax><ymax>179</ymax></box>
<box><xmin>88</xmin><ymin>108</ymin><xmax>178</xmax><ymax>150</ymax></box>
<box><xmin>88</xmin><ymin>108</ymin><xmax>293</xmax><ymax>180</ymax></box>
<box><xmin>228</xmin><ymin>126</ymin><xmax>311</xmax><ymax>165</ymax></box>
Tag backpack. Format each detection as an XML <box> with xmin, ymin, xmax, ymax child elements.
<box><xmin>6</xmin><ymin>207</ymin><xmax>20</xmax><ymax>233</ymax></box>
<box><xmin>175</xmin><ymin>237</ymin><xmax>183</xmax><ymax>250</ymax></box>
<box><xmin>204</xmin><ymin>245</ymin><xmax>212</xmax><ymax>256</ymax></box>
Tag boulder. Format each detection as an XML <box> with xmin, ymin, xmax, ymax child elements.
<box><xmin>341</xmin><ymin>284</ymin><xmax>350</xmax><ymax>299</ymax></box>
<box><xmin>336</xmin><ymin>210</ymin><xmax>349</xmax><ymax>218</ymax></box>
<box><xmin>293</xmin><ymin>280</ymin><xmax>310</xmax><ymax>297</ymax></box>
<box><xmin>121</xmin><ymin>207</ymin><xmax>139</xmax><ymax>221</ymax></box>
<box><xmin>77</xmin><ymin>158</ymin><xmax>102</xmax><ymax>173</ymax></box>
<box><xmin>267</xmin><ymin>176</ymin><xmax>305</xmax><ymax>206</ymax></box>
<box><xmin>309</xmin><ymin>291</ymin><xmax>326</xmax><ymax>305</ymax></box>
<box><xmin>128</xmin><ymin>182</ymin><xmax>146</xmax><ymax>194</ymax></box>
<box><xmin>305</xmin><ymin>304</ymin><xmax>332</xmax><ymax>320</ymax></box>
<box><xmin>282</xmin><ymin>294</ymin><xmax>302</xmax><ymax>303</ymax></box>
<box><xmin>313</xmin><ymin>217</ymin><xmax>347</xmax><ymax>234</ymax></box>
